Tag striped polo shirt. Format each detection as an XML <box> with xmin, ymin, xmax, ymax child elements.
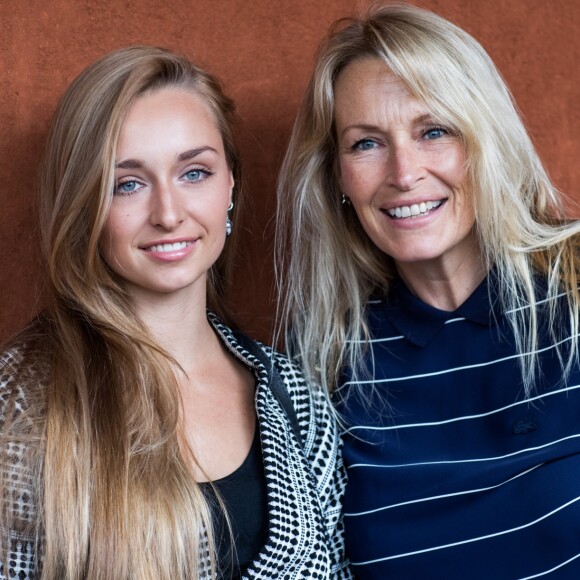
<box><xmin>336</xmin><ymin>275</ymin><xmax>580</xmax><ymax>579</ymax></box>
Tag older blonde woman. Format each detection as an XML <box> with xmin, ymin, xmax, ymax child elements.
<box><xmin>278</xmin><ymin>5</ymin><xmax>580</xmax><ymax>578</ymax></box>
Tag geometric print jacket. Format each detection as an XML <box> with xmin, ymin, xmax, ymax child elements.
<box><xmin>0</xmin><ymin>313</ymin><xmax>352</xmax><ymax>579</ymax></box>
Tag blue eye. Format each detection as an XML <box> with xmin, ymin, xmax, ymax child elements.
<box><xmin>353</xmin><ymin>139</ymin><xmax>378</xmax><ymax>151</ymax></box>
<box><xmin>184</xmin><ymin>169</ymin><xmax>209</xmax><ymax>182</ymax></box>
<box><xmin>114</xmin><ymin>180</ymin><xmax>140</xmax><ymax>195</ymax></box>
<box><xmin>424</xmin><ymin>127</ymin><xmax>448</xmax><ymax>140</ymax></box>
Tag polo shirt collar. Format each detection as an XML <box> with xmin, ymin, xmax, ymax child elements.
<box><xmin>384</xmin><ymin>272</ymin><xmax>502</xmax><ymax>347</ymax></box>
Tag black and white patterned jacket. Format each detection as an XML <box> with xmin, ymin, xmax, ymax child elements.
<box><xmin>0</xmin><ymin>314</ymin><xmax>352</xmax><ymax>579</ymax></box>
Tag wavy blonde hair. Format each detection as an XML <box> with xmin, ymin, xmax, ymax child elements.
<box><xmin>277</xmin><ymin>4</ymin><xmax>580</xmax><ymax>398</ymax></box>
<box><xmin>1</xmin><ymin>46</ymin><xmax>241</xmax><ymax>578</ymax></box>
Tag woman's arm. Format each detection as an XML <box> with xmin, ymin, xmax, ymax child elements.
<box><xmin>307</xmin><ymin>384</ymin><xmax>352</xmax><ymax>579</ymax></box>
<box><xmin>274</xmin><ymin>352</ymin><xmax>352</xmax><ymax>579</ymax></box>
<box><xmin>0</xmin><ymin>348</ymin><xmax>40</xmax><ymax>579</ymax></box>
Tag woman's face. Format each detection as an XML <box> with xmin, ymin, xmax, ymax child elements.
<box><xmin>100</xmin><ymin>87</ymin><xmax>233</xmax><ymax>303</ymax></box>
<box><xmin>334</xmin><ymin>57</ymin><xmax>479</xmax><ymax>277</ymax></box>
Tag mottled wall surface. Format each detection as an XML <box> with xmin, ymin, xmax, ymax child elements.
<box><xmin>0</xmin><ymin>0</ymin><xmax>578</xmax><ymax>343</ymax></box>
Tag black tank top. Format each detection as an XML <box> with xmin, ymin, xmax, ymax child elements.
<box><xmin>201</xmin><ymin>425</ymin><xmax>268</xmax><ymax>578</ymax></box>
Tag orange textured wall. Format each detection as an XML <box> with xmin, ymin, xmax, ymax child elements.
<box><xmin>0</xmin><ymin>0</ymin><xmax>578</xmax><ymax>343</ymax></box>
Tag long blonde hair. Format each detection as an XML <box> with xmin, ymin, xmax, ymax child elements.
<box><xmin>277</xmin><ymin>4</ymin><xmax>580</xmax><ymax>398</ymax></box>
<box><xmin>1</xmin><ymin>46</ymin><xmax>242</xmax><ymax>578</ymax></box>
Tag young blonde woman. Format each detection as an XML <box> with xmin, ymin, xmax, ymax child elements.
<box><xmin>278</xmin><ymin>4</ymin><xmax>580</xmax><ymax>578</ymax></box>
<box><xmin>0</xmin><ymin>47</ymin><xmax>350</xmax><ymax>579</ymax></box>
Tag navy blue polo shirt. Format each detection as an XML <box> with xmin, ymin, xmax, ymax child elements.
<box><xmin>336</xmin><ymin>275</ymin><xmax>580</xmax><ymax>579</ymax></box>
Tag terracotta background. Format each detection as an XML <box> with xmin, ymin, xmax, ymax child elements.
<box><xmin>0</xmin><ymin>0</ymin><xmax>578</xmax><ymax>344</ymax></box>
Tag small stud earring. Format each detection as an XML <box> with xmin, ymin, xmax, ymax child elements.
<box><xmin>226</xmin><ymin>201</ymin><xmax>234</xmax><ymax>237</ymax></box>
<box><xmin>341</xmin><ymin>194</ymin><xmax>351</xmax><ymax>206</ymax></box>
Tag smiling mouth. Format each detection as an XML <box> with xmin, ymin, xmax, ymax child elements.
<box><xmin>385</xmin><ymin>200</ymin><xmax>444</xmax><ymax>219</ymax></box>
<box><xmin>144</xmin><ymin>241</ymin><xmax>194</xmax><ymax>252</ymax></box>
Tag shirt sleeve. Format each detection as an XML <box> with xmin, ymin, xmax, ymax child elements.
<box><xmin>0</xmin><ymin>349</ymin><xmax>40</xmax><ymax>579</ymax></box>
<box><xmin>275</xmin><ymin>353</ymin><xmax>353</xmax><ymax>579</ymax></box>
<box><xmin>308</xmin><ymin>384</ymin><xmax>353</xmax><ymax>579</ymax></box>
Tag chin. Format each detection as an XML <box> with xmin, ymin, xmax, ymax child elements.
<box><xmin>387</xmin><ymin>249</ymin><xmax>440</xmax><ymax>264</ymax></box>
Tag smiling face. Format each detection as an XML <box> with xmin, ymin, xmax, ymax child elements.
<box><xmin>335</xmin><ymin>57</ymin><xmax>481</xmax><ymax>280</ymax></box>
<box><xmin>100</xmin><ymin>87</ymin><xmax>234</xmax><ymax>304</ymax></box>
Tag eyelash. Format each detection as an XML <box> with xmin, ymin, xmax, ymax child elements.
<box><xmin>113</xmin><ymin>167</ymin><xmax>215</xmax><ymax>196</ymax></box>
<box><xmin>351</xmin><ymin>138</ymin><xmax>379</xmax><ymax>152</ymax></box>
<box><xmin>350</xmin><ymin>125</ymin><xmax>452</xmax><ymax>152</ymax></box>
<box><xmin>183</xmin><ymin>168</ymin><xmax>214</xmax><ymax>182</ymax></box>
<box><xmin>422</xmin><ymin>125</ymin><xmax>449</xmax><ymax>140</ymax></box>
<box><xmin>114</xmin><ymin>179</ymin><xmax>144</xmax><ymax>196</ymax></box>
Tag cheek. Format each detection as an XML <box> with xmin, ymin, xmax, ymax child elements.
<box><xmin>339</xmin><ymin>158</ymin><xmax>359</xmax><ymax>190</ymax></box>
<box><xmin>339</xmin><ymin>159</ymin><xmax>365</xmax><ymax>204</ymax></box>
<box><xmin>99</xmin><ymin>209</ymin><xmax>132</xmax><ymax>263</ymax></box>
<box><xmin>437</xmin><ymin>147</ymin><xmax>467</xmax><ymax>188</ymax></box>
<box><xmin>339</xmin><ymin>156</ymin><xmax>383</xmax><ymax>205</ymax></box>
<box><xmin>198</xmin><ymin>198</ymin><xmax>228</xmax><ymax>225</ymax></box>
<box><xmin>102</xmin><ymin>210</ymin><xmax>129</xmax><ymax>245</ymax></box>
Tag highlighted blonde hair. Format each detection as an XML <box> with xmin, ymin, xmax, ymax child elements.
<box><xmin>277</xmin><ymin>4</ymin><xmax>580</xmax><ymax>398</ymax></box>
<box><xmin>1</xmin><ymin>46</ymin><xmax>241</xmax><ymax>578</ymax></box>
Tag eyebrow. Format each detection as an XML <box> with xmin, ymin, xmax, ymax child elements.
<box><xmin>339</xmin><ymin>123</ymin><xmax>381</xmax><ymax>138</ymax></box>
<box><xmin>177</xmin><ymin>146</ymin><xmax>218</xmax><ymax>162</ymax></box>
<box><xmin>115</xmin><ymin>146</ymin><xmax>218</xmax><ymax>169</ymax></box>
<box><xmin>339</xmin><ymin>114</ymin><xmax>438</xmax><ymax>138</ymax></box>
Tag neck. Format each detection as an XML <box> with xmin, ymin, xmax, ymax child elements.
<box><xmin>130</xmin><ymin>285</ymin><xmax>218</xmax><ymax>369</ymax></box>
<box><xmin>395</xmin><ymin>239</ymin><xmax>488</xmax><ymax>311</ymax></box>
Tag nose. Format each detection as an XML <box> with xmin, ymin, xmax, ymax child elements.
<box><xmin>149</xmin><ymin>183</ymin><xmax>185</xmax><ymax>230</ymax></box>
<box><xmin>387</xmin><ymin>141</ymin><xmax>423</xmax><ymax>191</ymax></box>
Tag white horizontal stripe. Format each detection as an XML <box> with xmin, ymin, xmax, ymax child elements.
<box><xmin>345</xmin><ymin>383</ymin><xmax>580</xmax><ymax>433</ymax></box>
<box><xmin>342</xmin><ymin>334</ymin><xmax>578</xmax><ymax>387</ymax></box>
<box><xmin>517</xmin><ymin>552</ymin><xmax>580</xmax><ymax>579</ymax></box>
<box><xmin>349</xmin><ymin>288</ymin><xmax>576</xmax><ymax>344</ymax></box>
<box><xmin>441</xmin><ymin>289</ymin><xmax>574</xmax><ymax>322</ymax></box>
<box><xmin>364</xmin><ymin>287</ymin><xmax>573</xmax><ymax>315</ymax></box>
<box><xmin>345</xmin><ymin>464</ymin><xmax>541</xmax><ymax>517</ymax></box>
<box><xmin>346</xmin><ymin>334</ymin><xmax>405</xmax><ymax>344</ymax></box>
<box><xmin>347</xmin><ymin>433</ymin><xmax>580</xmax><ymax>469</ymax></box>
<box><xmin>351</xmin><ymin>495</ymin><xmax>580</xmax><ymax>566</ymax></box>
<box><xmin>346</xmin><ymin>317</ymin><xmax>469</xmax><ymax>344</ymax></box>
<box><xmin>505</xmin><ymin>288</ymin><xmax>575</xmax><ymax>315</ymax></box>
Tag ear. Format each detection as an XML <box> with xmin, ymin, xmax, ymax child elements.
<box><xmin>228</xmin><ymin>171</ymin><xmax>234</xmax><ymax>204</ymax></box>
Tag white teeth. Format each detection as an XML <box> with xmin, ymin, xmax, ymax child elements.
<box><xmin>386</xmin><ymin>200</ymin><xmax>443</xmax><ymax>219</ymax></box>
<box><xmin>147</xmin><ymin>241</ymin><xmax>190</xmax><ymax>252</ymax></box>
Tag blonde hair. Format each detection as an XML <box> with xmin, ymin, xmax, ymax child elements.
<box><xmin>1</xmin><ymin>46</ymin><xmax>241</xmax><ymax>578</ymax></box>
<box><xmin>277</xmin><ymin>3</ymin><xmax>580</xmax><ymax>398</ymax></box>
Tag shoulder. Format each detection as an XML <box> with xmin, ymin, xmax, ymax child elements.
<box><xmin>0</xmin><ymin>334</ymin><xmax>49</xmax><ymax>454</ymax></box>
<box><xmin>208</xmin><ymin>312</ymin><xmax>308</xmax><ymax>388</ymax></box>
<box><xmin>259</xmin><ymin>344</ymin><xmax>340</xmax><ymax>462</ymax></box>
<box><xmin>264</xmin><ymin>346</ymin><xmax>309</xmax><ymax>391</ymax></box>
<box><xmin>208</xmin><ymin>313</ymin><xmax>336</xmax><ymax>442</ymax></box>
<box><xmin>208</xmin><ymin>309</ymin><xmax>334</xmax><ymax>402</ymax></box>
<box><xmin>1</xmin><ymin>338</ymin><xmax>50</xmax><ymax>419</ymax></box>
<box><xmin>0</xmin><ymin>338</ymin><xmax>47</xmax><ymax>574</ymax></box>
<box><xmin>1</xmin><ymin>345</ymin><xmax>33</xmax><ymax>426</ymax></box>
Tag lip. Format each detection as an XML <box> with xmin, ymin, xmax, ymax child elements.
<box><xmin>139</xmin><ymin>237</ymin><xmax>199</xmax><ymax>262</ymax></box>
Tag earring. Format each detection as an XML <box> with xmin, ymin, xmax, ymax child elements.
<box><xmin>341</xmin><ymin>193</ymin><xmax>351</xmax><ymax>206</ymax></box>
<box><xmin>226</xmin><ymin>201</ymin><xmax>234</xmax><ymax>237</ymax></box>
